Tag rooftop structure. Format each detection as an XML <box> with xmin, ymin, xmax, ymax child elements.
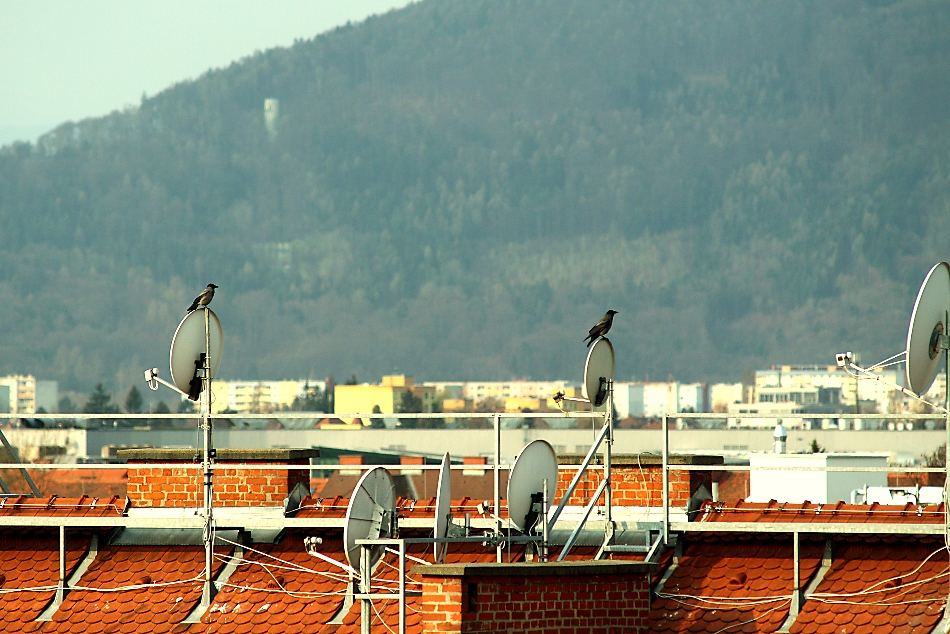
<box><xmin>0</xmin><ymin>425</ymin><xmax>947</xmax><ymax>633</ymax></box>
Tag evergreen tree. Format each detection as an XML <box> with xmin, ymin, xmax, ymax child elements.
<box><xmin>124</xmin><ymin>386</ymin><xmax>143</xmax><ymax>414</ymax></box>
<box><xmin>83</xmin><ymin>384</ymin><xmax>120</xmax><ymax>414</ymax></box>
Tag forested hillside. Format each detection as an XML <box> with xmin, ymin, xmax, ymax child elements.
<box><xmin>1</xmin><ymin>0</ymin><xmax>949</xmax><ymax>395</ymax></box>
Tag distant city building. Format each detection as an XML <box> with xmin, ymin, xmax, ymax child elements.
<box><xmin>335</xmin><ymin>375</ymin><xmax>436</xmax><ymax>417</ymax></box>
<box><xmin>424</xmin><ymin>380</ymin><xmax>574</xmax><ymax>404</ymax></box>
<box><xmin>208</xmin><ymin>379</ymin><xmax>325</xmax><ymax>414</ymax></box>
<box><xmin>754</xmin><ymin>365</ymin><xmax>898</xmax><ymax>414</ymax></box>
<box><xmin>710</xmin><ymin>382</ymin><xmax>745</xmax><ymax>412</ymax></box>
<box><xmin>0</xmin><ymin>375</ymin><xmax>57</xmax><ymax>414</ymax></box>
<box><xmin>613</xmin><ymin>382</ymin><xmax>708</xmax><ymax>418</ymax></box>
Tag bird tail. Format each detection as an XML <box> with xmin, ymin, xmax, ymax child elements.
<box><xmin>187</xmin><ymin>301</ymin><xmax>198</xmax><ymax>313</ymax></box>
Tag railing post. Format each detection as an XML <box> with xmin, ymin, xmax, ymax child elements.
<box><xmin>57</xmin><ymin>525</ymin><xmax>65</xmax><ymax>603</ymax></box>
<box><xmin>399</xmin><ymin>539</ymin><xmax>406</xmax><ymax>634</ymax></box>
<box><xmin>662</xmin><ymin>414</ymin><xmax>669</xmax><ymax>546</ymax></box>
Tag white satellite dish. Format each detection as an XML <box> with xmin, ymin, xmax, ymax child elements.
<box><xmin>906</xmin><ymin>262</ymin><xmax>950</xmax><ymax>395</ymax></box>
<box><xmin>583</xmin><ymin>337</ymin><xmax>616</xmax><ymax>412</ymax></box>
<box><xmin>506</xmin><ymin>440</ymin><xmax>558</xmax><ymax>532</ymax></box>
<box><xmin>169</xmin><ymin>308</ymin><xmax>224</xmax><ymax>396</ymax></box>
<box><xmin>343</xmin><ymin>467</ymin><xmax>396</xmax><ymax>571</ymax></box>
<box><xmin>433</xmin><ymin>452</ymin><xmax>452</xmax><ymax>563</ymax></box>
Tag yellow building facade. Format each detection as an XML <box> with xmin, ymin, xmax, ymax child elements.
<box><xmin>334</xmin><ymin>375</ymin><xmax>435</xmax><ymax>418</ymax></box>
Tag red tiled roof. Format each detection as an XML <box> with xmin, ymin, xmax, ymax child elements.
<box><xmin>650</xmin><ymin>537</ymin><xmax>825</xmax><ymax>633</ymax></box>
<box><xmin>0</xmin><ymin>531</ymin><xmax>91</xmax><ymax>633</ymax></box>
<box><xmin>197</xmin><ymin>534</ymin><xmax>347</xmax><ymax>633</ymax></box>
<box><xmin>52</xmin><ymin>544</ymin><xmax>230</xmax><ymax>634</ymax></box>
<box><xmin>29</xmin><ymin>469</ymin><xmax>129</xmax><ymax>499</ymax></box>
<box><xmin>0</xmin><ymin>495</ymin><xmax>125</xmax><ymax>517</ymax></box>
<box><xmin>698</xmin><ymin>500</ymin><xmax>946</xmax><ymax>524</ymax></box>
<box><xmin>789</xmin><ymin>540</ymin><xmax>948</xmax><ymax>633</ymax></box>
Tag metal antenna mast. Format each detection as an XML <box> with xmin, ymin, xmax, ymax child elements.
<box><xmin>201</xmin><ymin>306</ymin><xmax>214</xmax><ymax>606</ymax></box>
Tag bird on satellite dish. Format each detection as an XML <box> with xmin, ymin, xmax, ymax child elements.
<box><xmin>584</xmin><ymin>310</ymin><xmax>617</xmax><ymax>347</ymax></box>
<box><xmin>187</xmin><ymin>284</ymin><xmax>218</xmax><ymax>313</ymax></box>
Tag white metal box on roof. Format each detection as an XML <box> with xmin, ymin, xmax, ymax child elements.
<box><xmin>747</xmin><ymin>453</ymin><xmax>888</xmax><ymax>504</ymax></box>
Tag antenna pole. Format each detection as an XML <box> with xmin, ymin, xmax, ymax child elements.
<box><xmin>202</xmin><ymin>307</ymin><xmax>214</xmax><ymax>605</ymax></box>
<box><xmin>603</xmin><ymin>380</ymin><xmax>614</xmax><ymax>545</ymax></box>
<box><xmin>360</xmin><ymin>546</ymin><xmax>371</xmax><ymax>634</ymax></box>
<box><xmin>494</xmin><ymin>412</ymin><xmax>501</xmax><ymax>563</ymax></box>
<box><xmin>541</xmin><ymin>477</ymin><xmax>549</xmax><ymax>562</ymax></box>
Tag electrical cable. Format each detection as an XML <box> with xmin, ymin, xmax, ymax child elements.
<box><xmin>71</xmin><ymin>575</ymin><xmax>205</xmax><ymax>593</ymax></box>
<box><xmin>867</xmin><ymin>351</ymin><xmax>906</xmax><ymax>371</ymax></box>
<box><xmin>809</xmin><ymin>545</ymin><xmax>947</xmax><ymax>598</ymax></box>
<box><xmin>215</xmin><ymin>534</ymin><xmax>355</xmax><ymax>579</ymax></box>
<box><xmin>707</xmin><ymin>599</ymin><xmax>791</xmax><ymax>634</ymax></box>
<box><xmin>382</xmin><ymin>547</ymin><xmax>430</xmax><ymax>567</ymax></box>
<box><xmin>369</xmin><ymin>597</ymin><xmax>397</xmax><ymax>634</ymax></box>
<box><xmin>0</xmin><ymin>584</ymin><xmax>59</xmax><ymax>594</ymax></box>
<box><xmin>656</xmin><ymin>592</ymin><xmax>792</xmax><ymax>608</ymax></box>
<box><xmin>214</xmin><ymin>549</ymin><xmax>351</xmax><ymax>584</ymax></box>
<box><xmin>702</xmin><ymin>502</ymin><xmax>947</xmax><ymax>518</ymax></box>
<box><xmin>215</xmin><ymin>580</ymin><xmax>348</xmax><ymax>598</ymax></box>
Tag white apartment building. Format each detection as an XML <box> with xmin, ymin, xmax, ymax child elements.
<box><xmin>207</xmin><ymin>379</ymin><xmax>326</xmax><ymax>414</ymax></box>
<box><xmin>613</xmin><ymin>382</ymin><xmax>707</xmax><ymax>418</ymax></box>
<box><xmin>0</xmin><ymin>376</ymin><xmax>58</xmax><ymax>414</ymax></box>
<box><xmin>754</xmin><ymin>365</ymin><xmax>899</xmax><ymax>414</ymax></box>
<box><xmin>424</xmin><ymin>380</ymin><xmax>574</xmax><ymax>403</ymax></box>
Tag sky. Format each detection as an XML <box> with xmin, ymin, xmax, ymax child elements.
<box><xmin>0</xmin><ymin>0</ymin><xmax>414</xmax><ymax>147</ymax></box>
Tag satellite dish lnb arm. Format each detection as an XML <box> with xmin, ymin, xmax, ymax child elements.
<box><xmin>838</xmin><ymin>355</ymin><xmax>948</xmax><ymax>415</ymax></box>
<box><xmin>144</xmin><ymin>368</ymin><xmax>190</xmax><ymax>398</ymax></box>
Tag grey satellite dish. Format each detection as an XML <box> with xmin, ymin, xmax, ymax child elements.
<box><xmin>906</xmin><ymin>262</ymin><xmax>950</xmax><ymax>395</ymax></box>
<box><xmin>343</xmin><ymin>467</ymin><xmax>396</xmax><ymax>571</ymax></box>
<box><xmin>506</xmin><ymin>440</ymin><xmax>558</xmax><ymax>532</ymax></box>
<box><xmin>169</xmin><ymin>308</ymin><xmax>224</xmax><ymax>396</ymax></box>
<box><xmin>583</xmin><ymin>337</ymin><xmax>615</xmax><ymax>412</ymax></box>
<box><xmin>434</xmin><ymin>452</ymin><xmax>451</xmax><ymax>563</ymax></box>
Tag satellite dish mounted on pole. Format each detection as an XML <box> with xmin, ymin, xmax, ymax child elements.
<box><xmin>144</xmin><ymin>297</ymin><xmax>224</xmax><ymax>607</ymax></box>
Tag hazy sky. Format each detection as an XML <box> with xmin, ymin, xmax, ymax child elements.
<box><xmin>0</xmin><ymin>0</ymin><xmax>414</xmax><ymax>147</ymax></box>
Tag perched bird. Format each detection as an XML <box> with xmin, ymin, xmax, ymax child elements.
<box><xmin>584</xmin><ymin>310</ymin><xmax>618</xmax><ymax>347</ymax></box>
<box><xmin>187</xmin><ymin>284</ymin><xmax>218</xmax><ymax>313</ymax></box>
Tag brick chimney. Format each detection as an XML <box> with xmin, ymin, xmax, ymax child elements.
<box><xmin>415</xmin><ymin>561</ymin><xmax>656</xmax><ymax>633</ymax></box>
<box><xmin>119</xmin><ymin>448</ymin><xmax>319</xmax><ymax>508</ymax></box>
<box><xmin>556</xmin><ymin>453</ymin><xmax>722</xmax><ymax>507</ymax></box>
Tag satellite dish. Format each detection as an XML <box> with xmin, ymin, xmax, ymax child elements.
<box><xmin>584</xmin><ymin>337</ymin><xmax>615</xmax><ymax>412</ymax></box>
<box><xmin>343</xmin><ymin>467</ymin><xmax>396</xmax><ymax>571</ymax></box>
<box><xmin>506</xmin><ymin>440</ymin><xmax>558</xmax><ymax>532</ymax></box>
<box><xmin>169</xmin><ymin>309</ymin><xmax>224</xmax><ymax>396</ymax></box>
<box><xmin>433</xmin><ymin>452</ymin><xmax>451</xmax><ymax>563</ymax></box>
<box><xmin>906</xmin><ymin>262</ymin><xmax>950</xmax><ymax>395</ymax></box>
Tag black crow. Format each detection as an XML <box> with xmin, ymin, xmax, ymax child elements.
<box><xmin>187</xmin><ymin>284</ymin><xmax>218</xmax><ymax>313</ymax></box>
<box><xmin>584</xmin><ymin>310</ymin><xmax>617</xmax><ymax>347</ymax></box>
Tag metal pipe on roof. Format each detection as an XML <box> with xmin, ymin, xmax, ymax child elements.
<box><xmin>398</xmin><ymin>539</ymin><xmax>406</xmax><ymax>634</ymax></box>
<box><xmin>662</xmin><ymin>414</ymin><xmax>669</xmax><ymax>546</ymax></box>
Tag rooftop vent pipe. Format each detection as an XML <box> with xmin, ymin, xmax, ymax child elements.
<box><xmin>774</xmin><ymin>423</ymin><xmax>788</xmax><ymax>454</ymax></box>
